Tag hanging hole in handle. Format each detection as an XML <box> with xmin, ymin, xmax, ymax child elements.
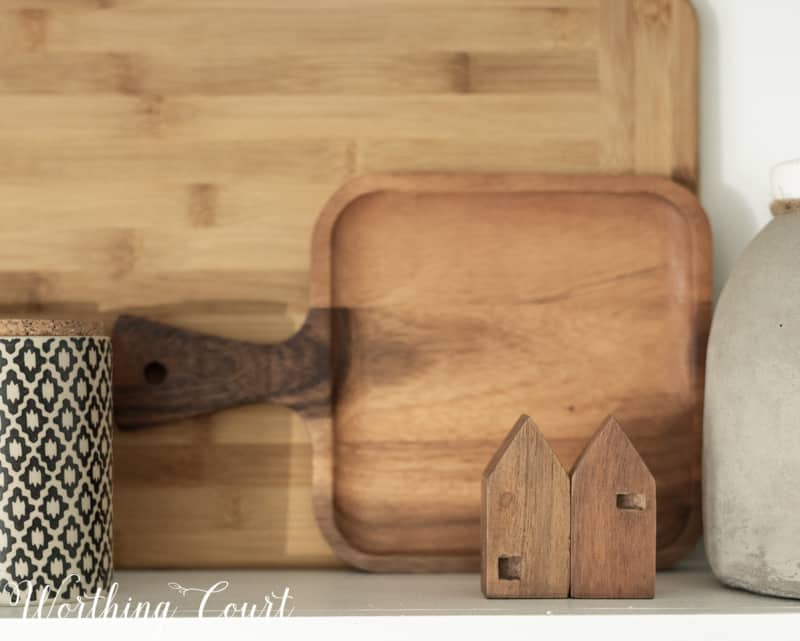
<box><xmin>144</xmin><ymin>361</ymin><xmax>168</xmax><ymax>385</ymax></box>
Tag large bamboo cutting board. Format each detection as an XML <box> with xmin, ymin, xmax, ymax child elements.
<box><xmin>0</xmin><ymin>0</ymin><xmax>698</xmax><ymax>568</ymax></box>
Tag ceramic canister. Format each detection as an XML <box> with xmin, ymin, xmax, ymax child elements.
<box><xmin>704</xmin><ymin>159</ymin><xmax>800</xmax><ymax>598</ymax></box>
<box><xmin>0</xmin><ymin>320</ymin><xmax>113</xmax><ymax>605</ymax></box>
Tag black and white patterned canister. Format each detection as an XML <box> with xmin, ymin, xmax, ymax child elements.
<box><xmin>0</xmin><ymin>320</ymin><xmax>112</xmax><ymax>605</ymax></box>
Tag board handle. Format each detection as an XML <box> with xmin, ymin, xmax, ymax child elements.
<box><xmin>112</xmin><ymin>309</ymin><xmax>335</xmax><ymax>428</ymax></box>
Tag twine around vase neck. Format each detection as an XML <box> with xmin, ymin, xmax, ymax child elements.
<box><xmin>771</xmin><ymin>199</ymin><xmax>800</xmax><ymax>215</ymax></box>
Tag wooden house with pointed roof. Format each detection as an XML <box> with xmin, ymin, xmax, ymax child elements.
<box><xmin>481</xmin><ymin>414</ymin><xmax>570</xmax><ymax>598</ymax></box>
<box><xmin>570</xmin><ymin>416</ymin><xmax>656</xmax><ymax>598</ymax></box>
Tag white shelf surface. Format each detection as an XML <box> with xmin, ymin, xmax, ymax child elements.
<box><xmin>3</xmin><ymin>558</ymin><xmax>800</xmax><ymax>619</ymax></box>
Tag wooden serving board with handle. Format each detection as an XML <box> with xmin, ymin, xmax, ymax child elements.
<box><xmin>0</xmin><ymin>0</ymin><xmax>698</xmax><ymax>568</ymax></box>
<box><xmin>114</xmin><ymin>173</ymin><xmax>711</xmax><ymax>571</ymax></box>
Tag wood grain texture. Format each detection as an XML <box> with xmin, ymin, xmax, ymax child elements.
<box><xmin>570</xmin><ymin>416</ymin><xmax>656</xmax><ymax>598</ymax></box>
<box><xmin>481</xmin><ymin>416</ymin><xmax>570</xmax><ymax>598</ymax></box>
<box><xmin>310</xmin><ymin>173</ymin><xmax>707</xmax><ymax>572</ymax></box>
<box><xmin>113</xmin><ymin>308</ymin><xmax>338</xmax><ymax>426</ymax></box>
<box><xmin>114</xmin><ymin>173</ymin><xmax>710</xmax><ymax>572</ymax></box>
<box><xmin>0</xmin><ymin>0</ymin><xmax>699</xmax><ymax>568</ymax></box>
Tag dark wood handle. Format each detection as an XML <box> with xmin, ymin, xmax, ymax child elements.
<box><xmin>112</xmin><ymin>309</ymin><xmax>337</xmax><ymax>428</ymax></box>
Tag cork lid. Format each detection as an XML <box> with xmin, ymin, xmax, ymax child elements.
<box><xmin>771</xmin><ymin>158</ymin><xmax>800</xmax><ymax>215</ymax></box>
<box><xmin>0</xmin><ymin>319</ymin><xmax>106</xmax><ymax>337</ymax></box>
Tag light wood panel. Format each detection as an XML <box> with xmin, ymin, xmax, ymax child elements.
<box><xmin>0</xmin><ymin>0</ymin><xmax>698</xmax><ymax>567</ymax></box>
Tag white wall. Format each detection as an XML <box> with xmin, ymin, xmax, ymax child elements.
<box><xmin>693</xmin><ymin>0</ymin><xmax>800</xmax><ymax>298</ymax></box>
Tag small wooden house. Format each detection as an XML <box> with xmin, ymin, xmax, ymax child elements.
<box><xmin>570</xmin><ymin>416</ymin><xmax>656</xmax><ymax>598</ymax></box>
<box><xmin>481</xmin><ymin>415</ymin><xmax>570</xmax><ymax>598</ymax></box>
